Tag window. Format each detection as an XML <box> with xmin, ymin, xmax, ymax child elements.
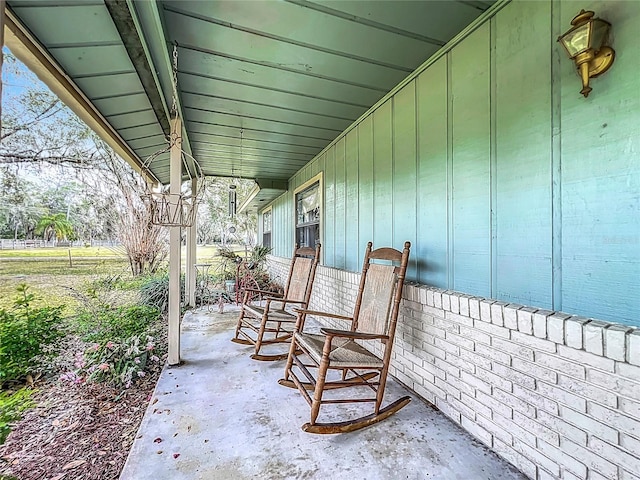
<box><xmin>294</xmin><ymin>173</ymin><xmax>322</xmax><ymax>248</ymax></box>
<box><xmin>262</xmin><ymin>208</ymin><xmax>272</xmax><ymax>249</ymax></box>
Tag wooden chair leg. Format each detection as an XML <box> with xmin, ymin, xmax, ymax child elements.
<box><xmin>231</xmin><ymin>308</ymin><xmax>253</xmax><ymax>345</ymax></box>
<box><xmin>310</xmin><ymin>351</ymin><xmax>330</xmax><ymax>425</ymax></box>
<box><xmin>282</xmin><ymin>333</ymin><xmax>298</xmax><ymax>381</ymax></box>
<box><xmin>374</xmin><ymin>364</ymin><xmax>391</xmax><ymax>414</ymax></box>
<box><xmin>254</xmin><ymin>311</ymin><xmax>270</xmax><ymax>356</ymax></box>
<box><xmin>233</xmin><ymin>309</ymin><xmax>244</xmax><ymax>340</ymax></box>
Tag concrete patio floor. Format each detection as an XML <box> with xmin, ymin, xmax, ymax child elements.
<box><xmin>120</xmin><ymin>306</ymin><xmax>527</xmax><ymax>480</ymax></box>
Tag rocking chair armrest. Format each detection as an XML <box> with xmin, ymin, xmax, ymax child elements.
<box><xmin>320</xmin><ymin>328</ymin><xmax>389</xmax><ymax>341</ymax></box>
<box><xmin>272</xmin><ymin>298</ymin><xmax>306</xmax><ymax>305</ymax></box>
<box><xmin>293</xmin><ymin>309</ymin><xmax>354</xmax><ymax>322</ymax></box>
<box><xmin>247</xmin><ymin>289</ymin><xmax>283</xmax><ymax>298</ymax></box>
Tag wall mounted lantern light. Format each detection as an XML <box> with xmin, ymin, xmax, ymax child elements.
<box><xmin>558</xmin><ymin>9</ymin><xmax>615</xmax><ymax>97</ymax></box>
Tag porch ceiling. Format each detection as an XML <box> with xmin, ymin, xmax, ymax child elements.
<box><xmin>4</xmin><ymin>0</ymin><xmax>493</xmax><ymax>195</ymax></box>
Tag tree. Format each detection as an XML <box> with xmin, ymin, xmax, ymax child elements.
<box><xmin>200</xmin><ymin>177</ymin><xmax>257</xmax><ymax>247</ymax></box>
<box><xmin>69</xmin><ymin>193</ymin><xmax>118</xmax><ymax>245</ymax></box>
<box><xmin>0</xmin><ymin>166</ymin><xmax>44</xmax><ymax>240</ymax></box>
<box><xmin>1</xmin><ymin>53</ymin><xmax>100</xmax><ymax>168</ymax></box>
<box><xmin>35</xmin><ymin>213</ymin><xmax>74</xmax><ymax>243</ymax></box>
<box><xmin>90</xmin><ymin>139</ymin><xmax>168</xmax><ymax>275</ymax></box>
<box><xmin>2</xmin><ymin>52</ymin><xmax>258</xmax><ymax>272</ymax></box>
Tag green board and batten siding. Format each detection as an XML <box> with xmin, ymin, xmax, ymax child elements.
<box><xmin>495</xmin><ymin>1</ymin><xmax>554</xmax><ymax>309</ymax></box>
<box><xmin>265</xmin><ymin>0</ymin><xmax>640</xmax><ymax>326</ymax></box>
<box><xmin>372</xmin><ymin>102</ymin><xmax>394</xmax><ymax>251</ymax></box>
<box><xmin>417</xmin><ymin>58</ymin><xmax>448</xmax><ymax>290</ymax></box>
<box><xmin>451</xmin><ymin>24</ymin><xmax>492</xmax><ymax>299</ymax></box>
<box><xmin>392</xmin><ymin>81</ymin><xmax>418</xmax><ymax>280</ymax></box>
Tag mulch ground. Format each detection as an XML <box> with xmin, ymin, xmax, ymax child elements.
<box><xmin>0</xmin><ymin>362</ymin><xmax>163</xmax><ymax>480</ymax></box>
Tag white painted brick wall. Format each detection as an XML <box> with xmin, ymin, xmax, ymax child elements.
<box><xmin>565</xmin><ymin>316</ymin><xmax>588</xmax><ymax>350</ymax></box>
<box><xmin>266</xmin><ymin>256</ymin><xmax>640</xmax><ymax>480</ymax></box>
<box><xmin>606</xmin><ymin>325</ymin><xmax>631</xmax><ymax>361</ymax></box>
<box><xmin>628</xmin><ymin>330</ymin><xmax>640</xmax><ymax>366</ymax></box>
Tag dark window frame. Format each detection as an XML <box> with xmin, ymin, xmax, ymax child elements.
<box><xmin>262</xmin><ymin>207</ymin><xmax>272</xmax><ymax>249</ymax></box>
<box><xmin>294</xmin><ymin>173</ymin><xmax>322</xmax><ymax>249</ymax></box>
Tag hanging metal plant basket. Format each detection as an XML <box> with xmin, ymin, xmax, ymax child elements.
<box><xmin>139</xmin><ymin>43</ymin><xmax>206</xmax><ymax>228</ymax></box>
<box><xmin>139</xmin><ymin>133</ymin><xmax>205</xmax><ymax>228</ymax></box>
<box><xmin>141</xmin><ymin>191</ymin><xmax>197</xmax><ymax>227</ymax></box>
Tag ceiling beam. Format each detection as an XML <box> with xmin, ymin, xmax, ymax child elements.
<box><xmin>126</xmin><ymin>0</ymin><xmax>198</xmax><ymax>179</ymax></box>
<box><xmin>104</xmin><ymin>0</ymin><xmax>171</xmax><ymax>137</ymax></box>
<box><xmin>238</xmin><ymin>179</ymin><xmax>289</xmax><ymax>214</ymax></box>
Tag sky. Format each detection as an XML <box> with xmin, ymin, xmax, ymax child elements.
<box><xmin>2</xmin><ymin>46</ymin><xmax>36</xmax><ymax>102</ymax></box>
<box><xmin>1</xmin><ymin>46</ymin><xmax>95</xmax><ymax>187</ymax></box>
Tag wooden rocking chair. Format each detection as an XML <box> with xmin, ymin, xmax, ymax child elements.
<box><xmin>231</xmin><ymin>243</ymin><xmax>321</xmax><ymax>361</ymax></box>
<box><xmin>279</xmin><ymin>241</ymin><xmax>411</xmax><ymax>434</ymax></box>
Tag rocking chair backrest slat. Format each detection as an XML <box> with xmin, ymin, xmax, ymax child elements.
<box><xmin>357</xmin><ymin>263</ymin><xmax>397</xmax><ymax>335</ymax></box>
<box><xmin>368</xmin><ymin>247</ymin><xmax>403</xmax><ymax>262</ymax></box>
<box><xmin>295</xmin><ymin>246</ymin><xmax>318</xmax><ymax>257</ymax></box>
<box><xmin>286</xmin><ymin>257</ymin><xmax>313</xmax><ymax>301</ymax></box>
<box><xmin>281</xmin><ymin>244</ymin><xmax>321</xmax><ymax>304</ymax></box>
<box><xmin>352</xmin><ymin>242</ymin><xmax>410</xmax><ymax>339</ymax></box>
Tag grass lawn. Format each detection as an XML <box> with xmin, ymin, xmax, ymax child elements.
<box><xmin>0</xmin><ymin>247</ymin><xmax>131</xmax><ymax>311</ymax></box>
<box><xmin>0</xmin><ymin>258</ymin><xmax>131</xmax><ymax>311</ymax></box>
<box><xmin>0</xmin><ymin>244</ymin><xmax>248</xmax><ymax>310</ymax></box>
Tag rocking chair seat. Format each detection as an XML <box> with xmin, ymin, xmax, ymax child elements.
<box><xmin>295</xmin><ymin>332</ymin><xmax>384</xmax><ymax>368</ymax></box>
<box><xmin>243</xmin><ymin>305</ymin><xmax>296</xmax><ymax>323</ymax></box>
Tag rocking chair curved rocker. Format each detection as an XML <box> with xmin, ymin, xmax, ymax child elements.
<box><xmin>279</xmin><ymin>241</ymin><xmax>411</xmax><ymax>434</ymax></box>
<box><xmin>232</xmin><ymin>243</ymin><xmax>321</xmax><ymax>361</ymax></box>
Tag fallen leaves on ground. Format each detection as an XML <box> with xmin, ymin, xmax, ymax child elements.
<box><xmin>0</xmin><ymin>364</ymin><xmax>162</xmax><ymax>480</ymax></box>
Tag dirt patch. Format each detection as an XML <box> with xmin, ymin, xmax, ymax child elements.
<box><xmin>0</xmin><ymin>361</ymin><xmax>163</xmax><ymax>480</ymax></box>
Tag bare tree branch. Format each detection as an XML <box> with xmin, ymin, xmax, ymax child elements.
<box><xmin>0</xmin><ymin>99</ymin><xmax>63</xmax><ymax>140</ymax></box>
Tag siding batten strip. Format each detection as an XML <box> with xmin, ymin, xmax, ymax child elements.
<box><xmin>415</xmin><ymin>78</ymin><xmax>421</xmax><ymax>280</ymax></box>
<box><xmin>551</xmin><ymin>0</ymin><xmax>563</xmax><ymax>311</ymax></box>
<box><xmin>446</xmin><ymin>52</ymin><xmax>454</xmax><ymax>289</ymax></box>
<box><xmin>391</xmin><ymin>97</ymin><xmax>395</xmax><ymax>247</ymax></box>
<box><xmin>490</xmin><ymin>17</ymin><xmax>498</xmax><ymax>298</ymax></box>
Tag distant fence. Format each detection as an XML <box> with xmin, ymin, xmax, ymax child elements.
<box><xmin>0</xmin><ymin>239</ymin><xmax>121</xmax><ymax>250</ymax></box>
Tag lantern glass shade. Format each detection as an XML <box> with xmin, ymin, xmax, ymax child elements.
<box><xmin>590</xmin><ymin>19</ymin><xmax>610</xmax><ymax>52</ymax></box>
<box><xmin>559</xmin><ymin>16</ymin><xmax>611</xmax><ymax>58</ymax></box>
<box><xmin>560</xmin><ymin>23</ymin><xmax>591</xmax><ymax>57</ymax></box>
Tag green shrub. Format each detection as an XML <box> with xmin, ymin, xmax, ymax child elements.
<box><xmin>138</xmin><ymin>273</ymin><xmax>184</xmax><ymax>314</ymax></box>
<box><xmin>87</xmin><ymin>271</ymin><xmax>146</xmax><ymax>293</ymax></box>
<box><xmin>249</xmin><ymin>245</ymin><xmax>271</xmax><ymax>266</ymax></box>
<box><xmin>0</xmin><ymin>284</ymin><xmax>65</xmax><ymax>384</ymax></box>
<box><xmin>0</xmin><ymin>388</ymin><xmax>34</xmax><ymax>444</ymax></box>
<box><xmin>77</xmin><ymin>334</ymin><xmax>160</xmax><ymax>388</ymax></box>
<box><xmin>75</xmin><ymin>304</ymin><xmax>160</xmax><ymax>344</ymax></box>
<box><xmin>65</xmin><ymin>303</ymin><xmax>163</xmax><ymax>389</ymax></box>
